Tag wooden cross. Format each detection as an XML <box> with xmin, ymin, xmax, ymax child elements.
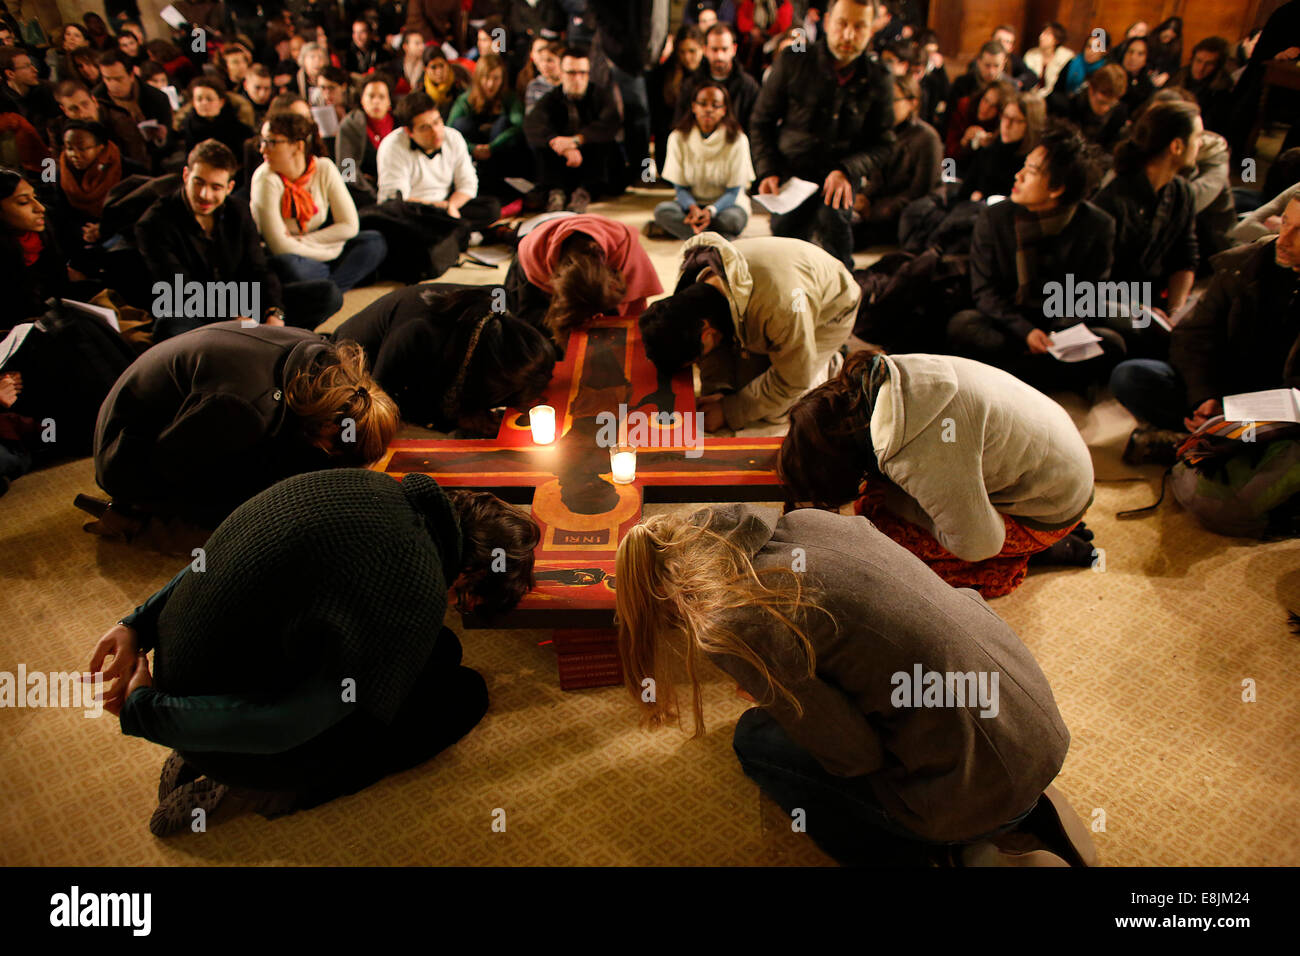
<box><xmin>373</xmin><ymin>316</ymin><xmax>786</xmax><ymax>689</ymax></box>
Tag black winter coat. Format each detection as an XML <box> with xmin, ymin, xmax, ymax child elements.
<box><xmin>749</xmin><ymin>37</ymin><xmax>895</xmax><ymax>186</ymax></box>
<box><xmin>93</xmin><ymin>321</ymin><xmax>337</xmax><ymax>524</ymax></box>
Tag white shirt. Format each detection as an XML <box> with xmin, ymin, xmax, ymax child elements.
<box><xmin>375</xmin><ymin>125</ymin><xmax>478</xmax><ymax>204</ymax></box>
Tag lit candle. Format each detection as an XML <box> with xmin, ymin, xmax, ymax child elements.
<box><xmin>610</xmin><ymin>445</ymin><xmax>637</xmax><ymax>484</ymax></box>
<box><xmin>529</xmin><ymin>404</ymin><xmax>556</xmax><ymax>444</ymax></box>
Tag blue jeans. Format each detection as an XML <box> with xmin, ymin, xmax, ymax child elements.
<box><xmin>732</xmin><ymin>707</ymin><xmax>1035</xmax><ymax>866</ymax></box>
<box><xmin>1109</xmin><ymin>359</ymin><xmax>1187</xmax><ymax>430</ymax></box>
<box><xmin>653</xmin><ymin>200</ymin><xmax>748</xmax><ymax>239</ymax></box>
<box><xmin>771</xmin><ymin>190</ymin><xmax>855</xmax><ymax>270</ymax></box>
<box><xmin>272</xmin><ymin>230</ymin><xmax>388</xmax><ymax>292</ymax></box>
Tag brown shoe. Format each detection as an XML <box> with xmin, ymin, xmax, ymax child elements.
<box><xmin>149</xmin><ymin>778</ymin><xmax>230</xmax><ymax>837</ymax></box>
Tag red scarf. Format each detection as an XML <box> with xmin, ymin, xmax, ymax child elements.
<box><xmin>365</xmin><ymin>112</ymin><xmax>394</xmax><ymax>149</ymax></box>
<box><xmin>59</xmin><ymin>140</ymin><xmax>123</xmax><ymax>217</ymax></box>
<box><xmin>17</xmin><ymin>231</ymin><xmax>42</xmax><ymax>267</ymax></box>
<box><xmin>278</xmin><ymin>155</ymin><xmax>319</xmax><ymax>233</ymax></box>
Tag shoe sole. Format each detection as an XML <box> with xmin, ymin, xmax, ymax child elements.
<box><xmin>962</xmin><ymin>842</ymin><xmax>1071</xmax><ymax>867</ymax></box>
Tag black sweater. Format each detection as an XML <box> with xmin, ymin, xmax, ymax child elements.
<box><xmin>1093</xmin><ymin>168</ymin><xmax>1198</xmax><ymax>290</ymax></box>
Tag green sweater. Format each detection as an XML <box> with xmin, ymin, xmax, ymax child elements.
<box><xmin>446</xmin><ymin>91</ymin><xmax>524</xmax><ymax>152</ymax></box>
<box><xmin>119</xmin><ymin>569</ymin><xmax>355</xmax><ymax>752</ymax></box>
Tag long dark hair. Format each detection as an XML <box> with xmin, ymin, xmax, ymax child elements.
<box><xmin>457</xmin><ymin>312</ymin><xmax>558</xmax><ymax>420</ymax></box>
<box><xmin>543</xmin><ymin>233</ymin><xmax>627</xmax><ymax>340</ymax></box>
<box><xmin>777</xmin><ymin>349</ymin><xmax>885</xmax><ymax>508</ymax></box>
<box><xmin>446</xmin><ymin>489</ymin><xmax>540</xmax><ymax>617</ymax></box>
<box><xmin>673</xmin><ymin>79</ymin><xmax>742</xmax><ymax>143</ymax></box>
<box><xmin>1113</xmin><ymin>99</ymin><xmax>1198</xmax><ymax>174</ymax></box>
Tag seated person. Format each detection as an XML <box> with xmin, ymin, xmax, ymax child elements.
<box><xmin>948</xmin><ymin>124</ymin><xmax>1119</xmax><ymax>392</ymax></box>
<box><xmin>852</xmin><ymin>74</ymin><xmax>942</xmax><ymax>249</ymax></box>
<box><xmin>1</xmin><ymin>167</ymin><xmax>69</xmax><ymax>327</ymax></box>
<box><xmin>522</xmin><ymin>39</ymin><xmax>562</xmax><ymax>110</ymax></box>
<box><xmin>333</xmin><ymin>283</ymin><xmax>557</xmax><ymax>433</ymax></box>
<box><xmin>945</xmin><ymin>41</ymin><xmax>1012</xmax><ymax>130</ymax></box>
<box><xmin>780</xmin><ymin>350</ymin><xmax>1099</xmax><ymax>597</ymax></box>
<box><xmin>677</xmin><ymin>23</ymin><xmax>761</xmax><ymax>131</ymax></box>
<box><xmin>420</xmin><ymin>48</ymin><xmax>467</xmax><ymax>118</ymax></box>
<box><xmin>1092</xmin><ymin>100</ymin><xmax>1201</xmax><ymax>358</ymax></box>
<box><xmin>344</xmin><ymin>16</ymin><xmax>393</xmax><ymax>78</ymax></box>
<box><xmin>955</xmin><ymin>91</ymin><xmax>1043</xmax><ymax>202</ymax></box>
<box><xmin>651</xmin><ymin>80</ymin><xmax>754</xmax><ymax>241</ymax></box>
<box><xmin>639</xmin><ymin>233</ymin><xmax>858</xmax><ymax>432</ymax></box>
<box><xmin>1056</xmin><ymin>29</ymin><xmax>1109</xmax><ymax>96</ymax></box>
<box><xmin>135</xmin><ymin>140</ymin><xmax>291</xmax><ymax>338</ymax></box>
<box><xmin>615</xmin><ymin>502</ymin><xmax>1094</xmax><ymax>867</ymax></box>
<box><xmin>51</xmin><ymin>120</ymin><xmax>145</xmax><ymax>279</ymax></box>
<box><xmin>95</xmin><ymin>49</ymin><xmax>173</xmax><ymax>168</ymax></box>
<box><xmin>238</xmin><ymin>64</ymin><xmax>275</xmax><ymax>128</ymax></box>
<box><xmin>336</xmin><ymin>75</ymin><xmax>394</xmax><ymax>207</ymax></box>
<box><xmin>446</xmin><ymin>52</ymin><xmax>525</xmax><ymax>202</ymax></box>
<box><xmin>315</xmin><ymin>65</ymin><xmax>353</xmax><ymax>157</ymax></box>
<box><xmin>522</xmin><ymin>45</ymin><xmax>619</xmax><ymax>213</ymax></box>
<box><xmin>374</xmin><ymin>89</ymin><xmax>501</xmax><ymax>236</ymax></box>
<box><xmin>1046</xmin><ymin>62</ymin><xmax>1128</xmax><ymax>151</ymax></box>
<box><xmin>91</xmin><ymin>469</ymin><xmax>539</xmax><ymax>836</ymax></box>
<box><xmin>944</xmin><ymin>79</ymin><xmax>1015</xmax><ymax>174</ymax></box>
<box><xmin>91</xmin><ymin>322</ymin><xmax>400</xmax><ymax>533</ymax></box>
<box><xmin>1172</xmin><ymin>36</ymin><xmax>1234</xmax><ymax>134</ymax></box>
<box><xmin>388</xmin><ymin>30</ymin><xmax>427</xmax><ymax>97</ymax></box>
<box><xmin>1022</xmin><ymin>21</ymin><xmax>1074</xmax><ymax>94</ymax></box>
<box><xmin>505</xmin><ymin>213</ymin><xmax>663</xmax><ymax>343</ymax></box>
<box><xmin>179</xmin><ymin>76</ymin><xmax>255</xmax><ymax>162</ymax></box>
<box><xmin>241</xmin><ymin>92</ymin><xmax>325</xmax><ymax>192</ymax></box>
<box><xmin>749</xmin><ymin>0</ymin><xmax>895</xmax><ymax>270</ymax></box>
<box><xmin>1113</xmin><ymin>36</ymin><xmax>1157</xmax><ymax>115</ymax></box>
<box><xmin>1110</xmin><ymin>195</ymin><xmax>1300</xmax><ymax>461</ymax></box>
<box><xmin>1230</xmin><ymin>178</ymin><xmax>1300</xmax><ymax>245</ymax></box>
<box><xmin>251</xmin><ymin>112</ymin><xmax>388</xmax><ymax>329</ymax></box>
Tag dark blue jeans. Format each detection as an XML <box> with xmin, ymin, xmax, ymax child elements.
<box><xmin>1109</xmin><ymin>358</ymin><xmax>1188</xmax><ymax>431</ymax></box>
<box><xmin>271</xmin><ymin>229</ymin><xmax>388</xmax><ymax>292</ymax></box>
<box><xmin>771</xmin><ymin>190</ymin><xmax>855</xmax><ymax>271</ymax></box>
<box><xmin>732</xmin><ymin>707</ymin><xmax>1035</xmax><ymax>866</ymax></box>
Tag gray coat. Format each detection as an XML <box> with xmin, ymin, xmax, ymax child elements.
<box><xmin>699</xmin><ymin>503</ymin><xmax>1070</xmax><ymax>842</ymax></box>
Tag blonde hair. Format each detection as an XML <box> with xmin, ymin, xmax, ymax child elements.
<box><xmin>284</xmin><ymin>340</ymin><xmax>400</xmax><ymax>464</ymax></box>
<box><xmin>615</xmin><ymin>511</ymin><xmax>827</xmax><ymax>736</ymax></box>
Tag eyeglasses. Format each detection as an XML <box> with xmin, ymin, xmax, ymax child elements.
<box><xmin>258</xmin><ymin>137</ymin><xmax>291</xmax><ymax>149</ymax></box>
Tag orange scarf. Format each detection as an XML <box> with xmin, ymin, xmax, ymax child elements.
<box><xmin>278</xmin><ymin>156</ymin><xmax>319</xmax><ymax>233</ymax></box>
<box><xmin>59</xmin><ymin>140</ymin><xmax>122</xmax><ymax>218</ymax></box>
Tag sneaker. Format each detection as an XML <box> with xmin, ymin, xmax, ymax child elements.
<box><xmin>568</xmin><ymin>187</ymin><xmax>591</xmax><ymax>214</ymax></box>
<box><xmin>149</xmin><ymin>778</ymin><xmax>229</xmax><ymax>837</ymax></box>
<box><xmin>468</xmin><ymin>231</ymin><xmax>484</xmax><ymax>247</ymax></box>
<box><xmin>1122</xmin><ymin>425</ymin><xmax>1185</xmax><ymax>467</ymax></box>
<box><xmin>546</xmin><ymin>189</ymin><xmax>566</xmax><ymax>213</ymax></box>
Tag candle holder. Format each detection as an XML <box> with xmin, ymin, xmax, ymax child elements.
<box><xmin>610</xmin><ymin>444</ymin><xmax>637</xmax><ymax>484</ymax></box>
<box><xmin>529</xmin><ymin>404</ymin><xmax>556</xmax><ymax>444</ymax></box>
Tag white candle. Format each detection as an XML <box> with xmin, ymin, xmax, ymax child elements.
<box><xmin>529</xmin><ymin>404</ymin><xmax>556</xmax><ymax>444</ymax></box>
<box><xmin>610</xmin><ymin>448</ymin><xmax>637</xmax><ymax>484</ymax></box>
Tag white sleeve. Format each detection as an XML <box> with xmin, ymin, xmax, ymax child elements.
<box><xmin>249</xmin><ymin>167</ymin><xmax>317</xmax><ymax>259</ymax></box>
<box><xmin>303</xmin><ymin>160</ymin><xmax>359</xmax><ymax>245</ymax></box>
<box><xmin>376</xmin><ymin>133</ymin><xmax>410</xmax><ymax>203</ymax></box>
<box><xmin>449</xmin><ymin>129</ymin><xmax>478</xmax><ymax>198</ymax></box>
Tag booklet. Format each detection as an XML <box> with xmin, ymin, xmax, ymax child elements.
<box><xmin>311</xmin><ymin>105</ymin><xmax>340</xmax><ymax>138</ymax></box>
<box><xmin>59</xmin><ymin>299</ymin><xmax>119</xmax><ymax>332</ymax></box>
<box><xmin>504</xmin><ymin>177</ymin><xmax>535</xmax><ymax>194</ymax></box>
<box><xmin>753</xmin><ymin>177</ymin><xmax>818</xmax><ymax>215</ymax></box>
<box><xmin>1222</xmin><ymin>388</ymin><xmax>1300</xmax><ymax>424</ymax></box>
<box><xmin>0</xmin><ymin>323</ymin><xmax>35</xmax><ymax>371</ymax></box>
<box><xmin>159</xmin><ymin>5</ymin><xmax>187</xmax><ymax>29</ymax></box>
<box><xmin>1047</xmin><ymin>323</ymin><xmax>1104</xmax><ymax>363</ymax></box>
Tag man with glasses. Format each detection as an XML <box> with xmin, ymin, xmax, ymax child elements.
<box><xmin>946</xmin><ymin>123</ymin><xmax>1120</xmax><ymax>393</ymax></box>
<box><xmin>0</xmin><ymin>46</ymin><xmax>57</xmax><ymax>145</ymax></box>
<box><xmin>750</xmin><ymin>0</ymin><xmax>895</xmax><ymax>270</ymax></box>
<box><xmin>523</xmin><ymin>46</ymin><xmax>619</xmax><ymax>213</ymax></box>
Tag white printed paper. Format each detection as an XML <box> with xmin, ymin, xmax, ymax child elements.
<box><xmin>159</xmin><ymin>5</ymin><xmax>187</xmax><ymax>29</ymax></box>
<box><xmin>1222</xmin><ymin>388</ymin><xmax>1300</xmax><ymax>424</ymax></box>
<box><xmin>1047</xmin><ymin>323</ymin><xmax>1104</xmax><ymax>363</ymax></box>
<box><xmin>0</xmin><ymin>323</ymin><xmax>34</xmax><ymax>371</ymax></box>
<box><xmin>59</xmin><ymin>299</ymin><xmax>119</xmax><ymax>332</ymax></box>
<box><xmin>753</xmin><ymin>177</ymin><xmax>819</xmax><ymax>215</ymax></box>
<box><xmin>312</xmin><ymin>105</ymin><xmax>340</xmax><ymax>138</ymax></box>
<box><xmin>504</xmin><ymin>177</ymin><xmax>535</xmax><ymax>194</ymax></box>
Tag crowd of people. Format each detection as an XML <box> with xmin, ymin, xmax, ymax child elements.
<box><xmin>2</xmin><ymin>0</ymin><xmax>1298</xmax><ymax>867</ymax></box>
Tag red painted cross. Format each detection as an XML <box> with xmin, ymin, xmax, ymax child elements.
<box><xmin>373</xmin><ymin>316</ymin><xmax>786</xmax><ymax>688</ymax></box>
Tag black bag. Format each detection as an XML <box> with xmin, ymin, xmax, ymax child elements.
<box><xmin>853</xmin><ymin>249</ymin><xmax>972</xmax><ymax>353</ymax></box>
<box><xmin>359</xmin><ymin>199</ymin><xmax>468</xmax><ymax>282</ymax></box>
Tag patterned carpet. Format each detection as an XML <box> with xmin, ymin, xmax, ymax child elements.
<box><xmin>2</xmin><ymin>191</ymin><xmax>1297</xmax><ymax>866</ymax></box>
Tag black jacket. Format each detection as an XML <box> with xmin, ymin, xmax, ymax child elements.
<box><xmin>0</xmin><ymin>80</ymin><xmax>60</xmax><ymax>146</ymax></box>
<box><xmin>523</xmin><ymin>81</ymin><xmax>620</xmax><ymax>147</ymax></box>
<box><xmin>179</xmin><ymin>102</ymin><xmax>254</xmax><ymax>161</ymax></box>
<box><xmin>1093</xmin><ymin>168</ymin><xmax>1197</xmax><ymax>290</ymax></box>
<box><xmin>1047</xmin><ymin>87</ymin><xmax>1128</xmax><ymax>150</ymax></box>
<box><xmin>92</xmin><ymin>78</ymin><xmax>173</xmax><ymax>131</ymax></box>
<box><xmin>333</xmin><ymin>283</ymin><xmax>508</xmax><ymax>430</ymax></box>
<box><xmin>1170</xmin><ymin>238</ymin><xmax>1300</xmax><ymax>410</ymax></box>
<box><xmin>135</xmin><ymin>187</ymin><xmax>284</xmax><ymax>331</ymax></box>
<box><xmin>1</xmin><ymin>226</ymin><xmax>67</xmax><ymax>327</ymax></box>
<box><xmin>969</xmin><ymin>198</ymin><xmax>1116</xmax><ymax>341</ymax></box>
<box><xmin>677</xmin><ymin>62</ymin><xmax>761</xmax><ymax>130</ymax></box>
<box><xmin>749</xmin><ymin>38</ymin><xmax>895</xmax><ymax>185</ymax></box>
<box><xmin>861</xmin><ymin>117</ymin><xmax>942</xmax><ymax>224</ymax></box>
<box><xmin>93</xmin><ymin>321</ymin><xmax>335</xmax><ymax>524</ymax></box>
